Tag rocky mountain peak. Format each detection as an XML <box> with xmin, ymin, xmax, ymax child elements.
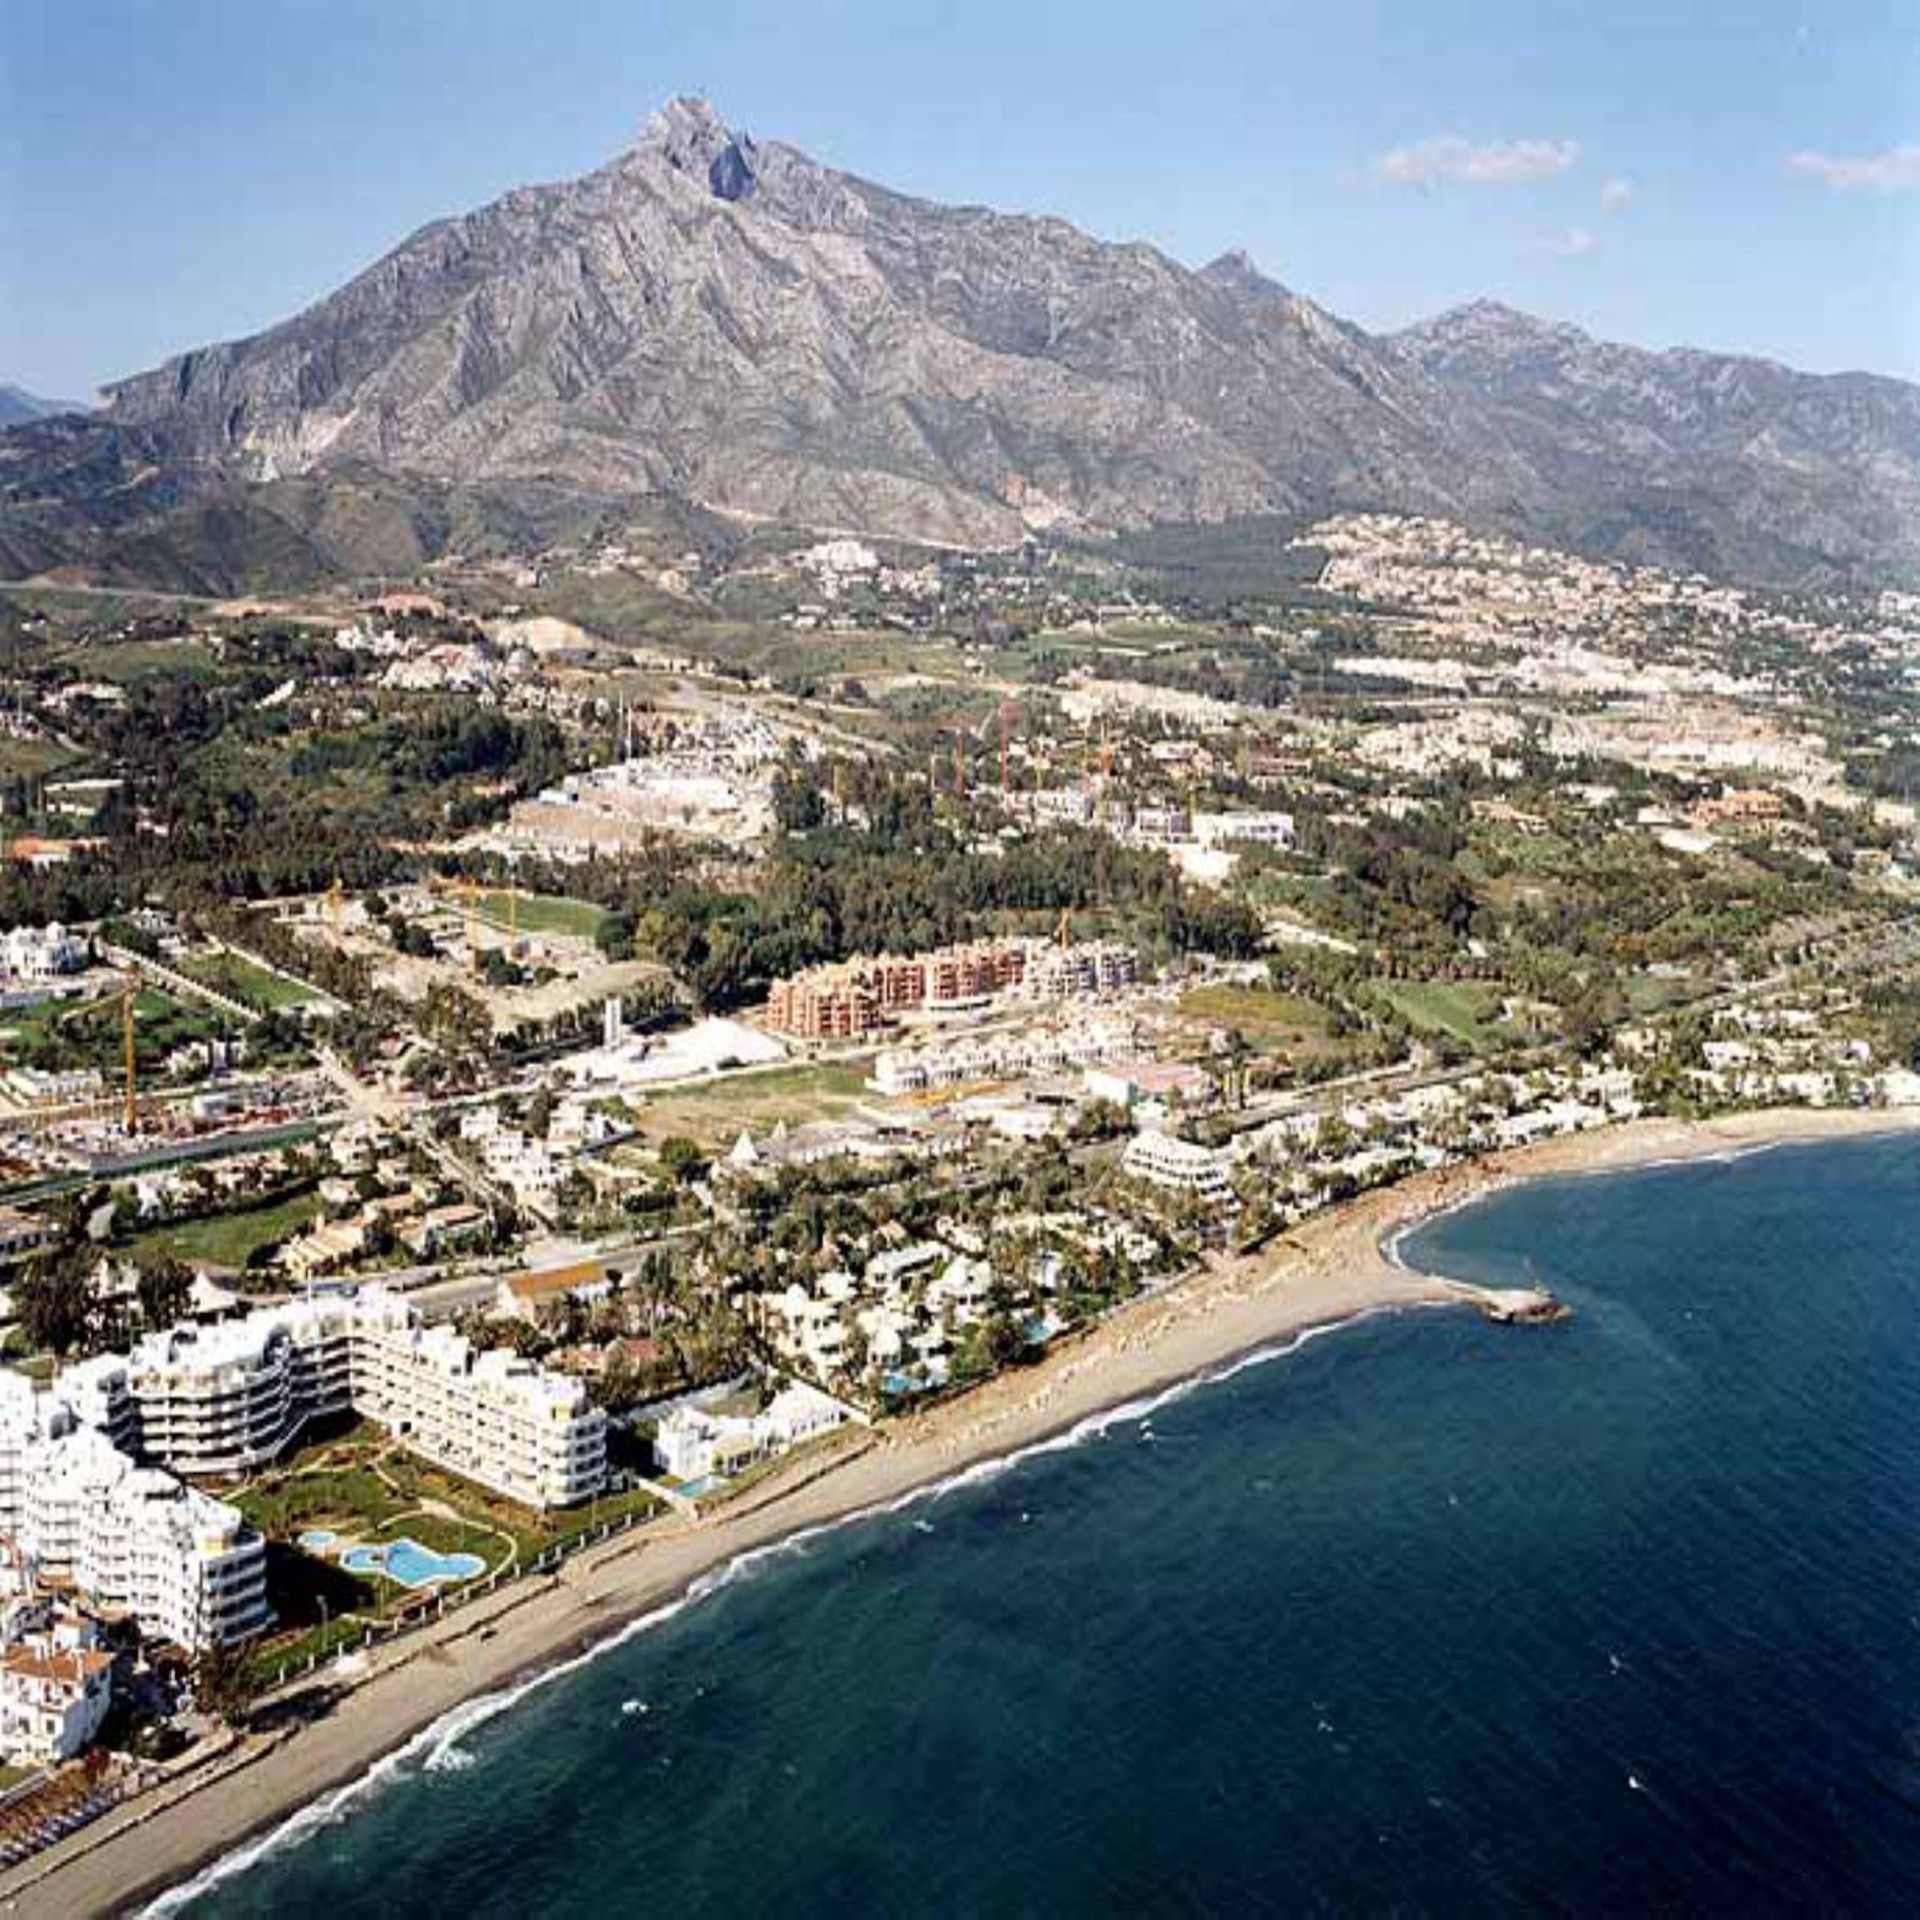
<box><xmin>1400</xmin><ymin>300</ymin><xmax>1588</xmax><ymax>358</ymax></box>
<box><xmin>1200</xmin><ymin>248</ymin><xmax>1264</xmax><ymax>286</ymax></box>
<box><xmin>33</xmin><ymin>95</ymin><xmax>1919</xmax><ymax>590</ymax></box>
<box><xmin>637</xmin><ymin>95</ymin><xmax>759</xmax><ymax>201</ymax></box>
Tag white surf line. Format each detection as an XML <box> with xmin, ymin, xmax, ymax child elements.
<box><xmin>146</xmin><ymin>1300</ymin><xmax>1445</xmax><ymax>1913</ymax></box>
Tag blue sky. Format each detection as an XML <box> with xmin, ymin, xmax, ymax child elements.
<box><xmin>1</xmin><ymin>0</ymin><xmax>1916</xmax><ymax>399</ymax></box>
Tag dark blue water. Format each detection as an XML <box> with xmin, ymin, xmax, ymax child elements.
<box><xmin>184</xmin><ymin>1137</ymin><xmax>1920</xmax><ymax>1916</ymax></box>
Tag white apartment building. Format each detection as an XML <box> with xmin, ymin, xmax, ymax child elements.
<box><xmin>870</xmin><ymin>1012</ymin><xmax>1137</xmax><ymax>1097</ymax></box>
<box><xmin>1121</xmin><ymin>1130</ymin><xmax>1239</xmax><ymax>1211</ymax></box>
<box><xmin>1016</xmin><ymin>941</ymin><xmax>1138</xmax><ymax>1003</ymax></box>
<box><xmin>62</xmin><ymin>1289</ymin><xmax>606</xmax><ymax>1512</ymax></box>
<box><xmin>0</xmin><ymin>1381</ymin><xmax>267</xmax><ymax>1651</ymax></box>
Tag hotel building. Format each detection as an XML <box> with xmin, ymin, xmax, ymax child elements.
<box><xmin>62</xmin><ymin>1288</ymin><xmax>607</xmax><ymax>1512</ymax></box>
<box><xmin>0</xmin><ymin>1379</ymin><xmax>268</xmax><ymax>1652</ymax></box>
<box><xmin>1120</xmin><ymin>1129</ymin><xmax>1239</xmax><ymax>1212</ymax></box>
<box><xmin>0</xmin><ymin>1287</ymin><xmax>606</xmax><ymax>1652</ymax></box>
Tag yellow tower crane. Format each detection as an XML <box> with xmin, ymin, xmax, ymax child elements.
<box><xmin>121</xmin><ymin>987</ymin><xmax>138</xmax><ymax>1134</ymax></box>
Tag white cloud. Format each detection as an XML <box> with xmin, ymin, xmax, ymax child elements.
<box><xmin>1599</xmin><ymin>176</ymin><xmax>1634</xmax><ymax>213</ymax></box>
<box><xmin>1548</xmin><ymin>226</ymin><xmax>1600</xmax><ymax>258</ymax></box>
<box><xmin>1373</xmin><ymin>135</ymin><xmax>1579</xmax><ymax>189</ymax></box>
<box><xmin>1785</xmin><ymin>141</ymin><xmax>1920</xmax><ymax>193</ymax></box>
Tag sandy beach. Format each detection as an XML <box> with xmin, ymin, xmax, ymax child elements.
<box><xmin>7</xmin><ymin>1102</ymin><xmax>1916</xmax><ymax>1918</ymax></box>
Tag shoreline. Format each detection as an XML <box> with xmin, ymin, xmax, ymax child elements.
<box><xmin>10</xmin><ymin>1102</ymin><xmax>1918</xmax><ymax>1917</ymax></box>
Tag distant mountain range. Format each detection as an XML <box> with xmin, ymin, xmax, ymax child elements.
<box><xmin>4</xmin><ymin>97</ymin><xmax>1916</xmax><ymax>593</ymax></box>
<box><xmin>0</xmin><ymin>385</ymin><xmax>84</xmax><ymax>429</ymax></box>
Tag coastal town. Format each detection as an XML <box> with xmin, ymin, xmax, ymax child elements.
<box><xmin>0</xmin><ymin>501</ymin><xmax>1917</xmax><ymax>1895</ymax></box>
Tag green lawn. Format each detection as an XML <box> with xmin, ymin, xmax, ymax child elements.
<box><xmin>4</xmin><ymin>985</ymin><xmax>232</xmax><ymax>1079</ymax></box>
<box><xmin>1624</xmin><ymin>969</ymin><xmax>1704</xmax><ymax>1015</ymax></box>
<box><xmin>124</xmin><ymin>1187</ymin><xmax>320</xmax><ymax>1270</ymax></box>
<box><xmin>1372</xmin><ymin>978</ymin><xmax>1507</xmax><ymax>1050</ymax></box>
<box><xmin>474</xmin><ymin>888</ymin><xmax>608</xmax><ymax>941</ymax></box>
<box><xmin>0</xmin><ymin>737</ymin><xmax>81</xmax><ymax>780</ymax></box>
<box><xmin>181</xmin><ymin>951</ymin><xmax>317</xmax><ymax>1011</ymax></box>
<box><xmin>70</xmin><ymin>638</ymin><xmax>219</xmax><ymax>682</ymax></box>
<box><xmin>237</xmin><ymin>1423</ymin><xmax>660</xmax><ymax>1577</ymax></box>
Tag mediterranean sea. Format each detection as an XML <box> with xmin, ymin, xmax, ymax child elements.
<box><xmin>178</xmin><ymin>1134</ymin><xmax>1920</xmax><ymax>1915</ymax></box>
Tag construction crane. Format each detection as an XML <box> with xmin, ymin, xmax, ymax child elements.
<box><xmin>1055</xmin><ymin>906</ymin><xmax>1071</xmax><ymax>949</ymax></box>
<box><xmin>120</xmin><ymin>987</ymin><xmax>138</xmax><ymax>1134</ymax></box>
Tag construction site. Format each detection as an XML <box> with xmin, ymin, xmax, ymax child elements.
<box><xmin>284</xmin><ymin>882</ymin><xmax>670</xmax><ymax>1034</ymax></box>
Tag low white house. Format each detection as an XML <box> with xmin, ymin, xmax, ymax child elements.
<box><xmin>652</xmin><ymin>1384</ymin><xmax>848</xmax><ymax>1483</ymax></box>
<box><xmin>1</xmin><ymin>923</ymin><xmax>86</xmax><ymax>982</ymax></box>
<box><xmin>0</xmin><ymin>1605</ymin><xmax>111</xmax><ymax>1765</ymax></box>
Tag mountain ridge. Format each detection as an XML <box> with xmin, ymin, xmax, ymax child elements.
<box><xmin>8</xmin><ymin>97</ymin><xmax>1918</xmax><ymax>589</ymax></box>
<box><xmin>0</xmin><ymin>384</ymin><xmax>87</xmax><ymax>429</ymax></box>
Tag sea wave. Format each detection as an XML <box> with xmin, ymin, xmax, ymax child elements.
<box><xmin>146</xmin><ymin>1306</ymin><xmax>1419</xmax><ymax>1914</ymax></box>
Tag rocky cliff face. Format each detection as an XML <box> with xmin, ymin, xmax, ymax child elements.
<box><xmin>30</xmin><ymin>98</ymin><xmax>1920</xmax><ymax>585</ymax></box>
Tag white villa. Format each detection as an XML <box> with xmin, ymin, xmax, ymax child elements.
<box><xmin>0</xmin><ymin>924</ymin><xmax>86</xmax><ymax>983</ymax></box>
<box><xmin>0</xmin><ymin>1551</ymin><xmax>112</xmax><ymax>1765</ymax></box>
<box><xmin>652</xmin><ymin>1383</ymin><xmax>847</xmax><ymax>1484</ymax></box>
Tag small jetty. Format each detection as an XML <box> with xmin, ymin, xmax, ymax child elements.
<box><xmin>1468</xmin><ymin>1286</ymin><xmax>1570</xmax><ymax>1326</ymax></box>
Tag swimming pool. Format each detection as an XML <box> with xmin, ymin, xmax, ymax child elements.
<box><xmin>340</xmin><ymin>1538</ymin><xmax>486</xmax><ymax>1589</ymax></box>
<box><xmin>296</xmin><ymin>1529</ymin><xmax>340</xmax><ymax>1552</ymax></box>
